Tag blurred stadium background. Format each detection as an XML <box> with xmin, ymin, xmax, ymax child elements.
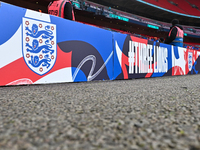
<box><xmin>2</xmin><ymin>0</ymin><xmax>200</xmax><ymax>49</ymax></box>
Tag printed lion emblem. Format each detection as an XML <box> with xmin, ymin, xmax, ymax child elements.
<box><xmin>29</xmin><ymin>55</ymin><xmax>51</xmax><ymax>68</ymax></box>
<box><xmin>22</xmin><ymin>18</ymin><xmax>57</xmax><ymax>76</ymax></box>
<box><xmin>25</xmin><ymin>24</ymin><xmax>54</xmax><ymax>40</ymax></box>
<box><xmin>26</xmin><ymin>40</ymin><xmax>54</xmax><ymax>55</ymax></box>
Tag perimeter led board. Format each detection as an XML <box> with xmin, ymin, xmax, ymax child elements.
<box><xmin>147</xmin><ymin>24</ymin><xmax>159</xmax><ymax>29</ymax></box>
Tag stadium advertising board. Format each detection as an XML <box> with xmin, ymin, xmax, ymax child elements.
<box><xmin>0</xmin><ymin>2</ymin><xmax>113</xmax><ymax>86</ymax></box>
<box><xmin>113</xmin><ymin>33</ymin><xmax>200</xmax><ymax>79</ymax></box>
<box><xmin>0</xmin><ymin>2</ymin><xmax>200</xmax><ymax>86</ymax></box>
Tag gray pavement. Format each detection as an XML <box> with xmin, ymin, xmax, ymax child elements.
<box><xmin>1</xmin><ymin>74</ymin><xmax>200</xmax><ymax>150</ymax></box>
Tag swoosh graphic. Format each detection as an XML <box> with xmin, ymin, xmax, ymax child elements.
<box><xmin>73</xmin><ymin>51</ymin><xmax>113</xmax><ymax>81</ymax></box>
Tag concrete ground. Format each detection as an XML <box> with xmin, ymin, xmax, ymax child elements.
<box><xmin>1</xmin><ymin>74</ymin><xmax>200</xmax><ymax>150</ymax></box>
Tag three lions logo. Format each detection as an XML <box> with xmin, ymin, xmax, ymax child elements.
<box><xmin>25</xmin><ymin>24</ymin><xmax>54</xmax><ymax>40</ymax></box>
<box><xmin>22</xmin><ymin>18</ymin><xmax>57</xmax><ymax>76</ymax></box>
<box><xmin>26</xmin><ymin>40</ymin><xmax>54</xmax><ymax>55</ymax></box>
<box><xmin>29</xmin><ymin>55</ymin><xmax>51</xmax><ymax>68</ymax></box>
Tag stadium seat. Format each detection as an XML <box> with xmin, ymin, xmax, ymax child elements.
<box><xmin>187</xmin><ymin>0</ymin><xmax>200</xmax><ymax>9</ymax></box>
<box><xmin>171</xmin><ymin>0</ymin><xmax>200</xmax><ymax>16</ymax></box>
<box><xmin>143</xmin><ymin>0</ymin><xmax>186</xmax><ymax>14</ymax></box>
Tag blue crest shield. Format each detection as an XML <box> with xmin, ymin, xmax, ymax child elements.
<box><xmin>22</xmin><ymin>17</ymin><xmax>57</xmax><ymax>76</ymax></box>
<box><xmin>188</xmin><ymin>52</ymin><xmax>192</xmax><ymax>72</ymax></box>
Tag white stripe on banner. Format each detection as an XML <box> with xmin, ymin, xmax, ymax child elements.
<box><xmin>25</xmin><ymin>9</ymin><xmax>51</xmax><ymax>22</ymax></box>
<box><xmin>0</xmin><ymin>25</ymin><xmax>22</xmax><ymax>69</ymax></box>
<box><xmin>34</xmin><ymin>68</ymin><xmax>73</xmax><ymax>84</ymax></box>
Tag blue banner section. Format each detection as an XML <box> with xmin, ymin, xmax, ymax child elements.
<box><xmin>50</xmin><ymin>16</ymin><xmax>113</xmax><ymax>81</ymax></box>
<box><xmin>0</xmin><ymin>2</ymin><xmax>26</xmax><ymax>45</ymax></box>
<box><xmin>0</xmin><ymin>2</ymin><xmax>200</xmax><ymax>86</ymax></box>
<box><xmin>151</xmin><ymin>43</ymin><xmax>173</xmax><ymax>77</ymax></box>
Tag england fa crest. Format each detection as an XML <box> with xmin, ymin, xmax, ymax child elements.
<box><xmin>188</xmin><ymin>52</ymin><xmax>192</xmax><ymax>72</ymax></box>
<box><xmin>22</xmin><ymin>17</ymin><xmax>57</xmax><ymax>76</ymax></box>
